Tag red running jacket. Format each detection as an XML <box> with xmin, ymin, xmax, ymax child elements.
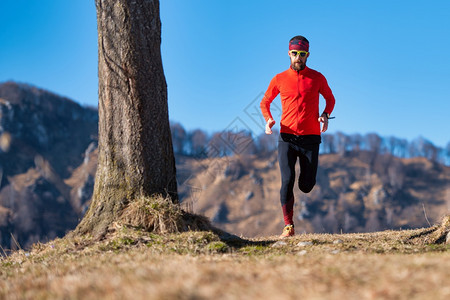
<box><xmin>260</xmin><ymin>66</ymin><xmax>335</xmax><ymax>136</ymax></box>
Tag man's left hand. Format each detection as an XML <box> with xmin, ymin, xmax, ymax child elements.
<box><xmin>318</xmin><ymin>114</ymin><xmax>328</xmax><ymax>133</ymax></box>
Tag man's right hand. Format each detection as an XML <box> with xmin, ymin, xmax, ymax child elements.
<box><xmin>265</xmin><ymin>118</ymin><xmax>276</xmax><ymax>134</ymax></box>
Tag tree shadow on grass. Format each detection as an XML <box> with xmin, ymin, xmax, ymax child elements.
<box><xmin>212</xmin><ymin>227</ymin><xmax>277</xmax><ymax>249</ymax></box>
<box><xmin>181</xmin><ymin>210</ymin><xmax>277</xmax><ymax>248</ymax></box>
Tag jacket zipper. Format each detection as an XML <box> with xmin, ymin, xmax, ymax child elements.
<box><xmin>297</xmin><ymin>71</ymin><xmax>300</xmax><ymax>134</ymax></box>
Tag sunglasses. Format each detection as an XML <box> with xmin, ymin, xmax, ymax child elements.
<box><xmin>289</xmin><ymin>50</ymin><xmax>309</xmax><ymax>57</ymax></box>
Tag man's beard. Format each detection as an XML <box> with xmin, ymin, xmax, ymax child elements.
<box><xmin>291</xmin><ymin>60</ymin><xmax>306</xmax><ymax>71</ymax></box>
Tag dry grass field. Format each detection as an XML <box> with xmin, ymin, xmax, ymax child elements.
<box><xmin>1</xmin><ymin>220</ymin><xmax>449</xmax><ymax>300</ymax></box>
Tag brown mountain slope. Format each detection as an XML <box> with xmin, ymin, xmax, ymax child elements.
<box><xmin>177</xmin><ymin>151</ymin><xmax>450</xmax><ymax>237</ymax></box>
<box><xmin>0</xmin><ymin>82</ymin><xmax>98</xmax><ymax>181</ymax></box>
<box><xmin>0</xmin><ymin>82</ymin><xmax>98</xmax><ymax>249</ymax></box>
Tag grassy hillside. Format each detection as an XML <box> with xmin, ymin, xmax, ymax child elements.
<box><xmin>1</xmin><ymin>218</ymin><xmax>449</xmax><ymax>300</ymax></box>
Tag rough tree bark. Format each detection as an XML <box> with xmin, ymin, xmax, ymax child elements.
<box><xmin>73</xmin><ymin>0</ymin><xmax>178</xmax><ymax>238</ymax></box>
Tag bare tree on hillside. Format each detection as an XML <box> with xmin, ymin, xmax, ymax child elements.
<box><xmin>188</xmin><ymin>129</ymin><xmax>209</xmax><ymax>157</ymax></box>
<box><xmin>366</xmin><ymin>133</ymin><xmax>383</xmax><ymax>154</ymax></box>
<box><xmin>446</xmin><ymin>142</ymin><xmax>450</xmax><ymax>165</ymax></box>
<box><xmin>336</xmin><ymin>132</ymin><xmax>350</xmax><ymax>155</ymax></box>
<box><xmin>321</xmin><ymin>134</ymin><xmax>335</xmax><ymax>154</ymax></box>
<box><xmin>349</xmin><ymin>133</ymin><xmax>363</xmax><ymax>151</ymax></box>
<box><xmin>171</xmin><ymin>122</ymin><xmax>187</xmax><ymax>155</ymax></box>
<box><xmin>73</xmin><ymin>0</ymin><xmax>178</xmax><ymax>238</ymax></box>
<box><xmin>256</xmin><ymin>130</ymin><xmax>278</xmax><ymax>157</ymax></box>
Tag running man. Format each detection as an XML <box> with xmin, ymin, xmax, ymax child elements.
<box><xmin>260</xmin><ymin>35</ymin><xmax>336</xmax><ymax>238</ymax></box>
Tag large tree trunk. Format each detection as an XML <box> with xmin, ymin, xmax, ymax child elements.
<box><xmin>73</xmin><ymin>0</ymin><xmax>177</xmax><ymax>238</ymax></box>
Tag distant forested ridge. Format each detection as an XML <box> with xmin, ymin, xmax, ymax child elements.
<box><xmin>170</xmin><ymin>122</ymin><xmax>450</xmax><ymax>165</ymax></box>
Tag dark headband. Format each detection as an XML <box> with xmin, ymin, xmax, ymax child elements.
<box><xmin>289</xmin><ymin>39</ymin><xmax>309</xmax><ymax>51</ymax></box>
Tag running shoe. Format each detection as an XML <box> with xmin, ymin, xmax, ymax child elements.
<box><xmin>279</xmin><ymin>224</ymin><xmax>295</xmax><ymax>238</ymax></box>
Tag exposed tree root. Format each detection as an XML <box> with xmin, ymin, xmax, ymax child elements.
<box><xmin>406</xmin><ymin>215</ymin><xmax>450</xmax><ymax>245</ymax></box>
<box><xmin>120</xmin><ymin>194</ymin><xmax>213</xmax><ymax>233</ymax></box>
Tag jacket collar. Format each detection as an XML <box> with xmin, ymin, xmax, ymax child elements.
<box><xmin>289</xmin><ymin>65</ymin><xmax>309</xmax><ymax>74</ymax></box>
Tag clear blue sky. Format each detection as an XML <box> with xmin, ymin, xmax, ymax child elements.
<box><xmin>1</xmin><ymin>0</ymin><xmax>449</xmax><ymax>147</ymax></box>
